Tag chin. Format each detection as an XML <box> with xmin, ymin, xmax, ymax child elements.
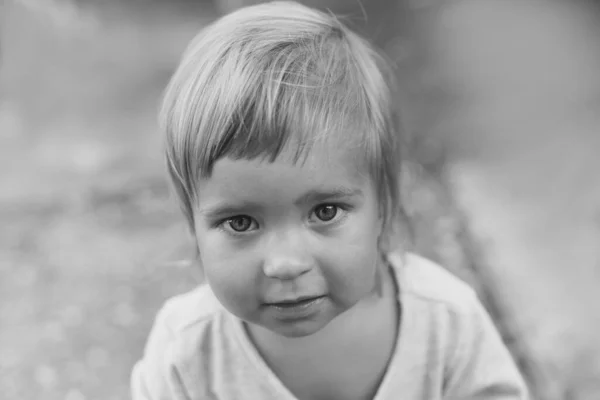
<box><xmin>267</xmin><ymin>318</ymin><xmax>332</xmax><ymax>338</ymax></box>
<box><xmin>263</xmin><ymin>303</ymin><xmax>350</xmax><ymax>338</ymax></box>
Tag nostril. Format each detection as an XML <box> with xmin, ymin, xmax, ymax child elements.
<box><xmin>262</xmin><ymin>256</ymin><xmax>313</xmax><ymax>280</ymax></box>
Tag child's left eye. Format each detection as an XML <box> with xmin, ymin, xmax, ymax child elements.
<box><xmin>314</xmin><ymin>205</ymin><xmax>338</xmax><ymax>221</ymax></box>
<box><xmin>310</xmin><ymin>204</ymin><xmax>347</xmax><ymax>223</ymax></box>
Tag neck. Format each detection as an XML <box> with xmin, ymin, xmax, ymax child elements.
<box><xmin>244</xmin><ymin>262</ymin><xmax>400</xmax><ymax>400</ymax></box>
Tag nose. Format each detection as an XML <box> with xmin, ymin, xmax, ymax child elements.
<box><xmin>262</xmin><ymin>230</ymin><xmax>314</xmax><ymax>280</ymax></box>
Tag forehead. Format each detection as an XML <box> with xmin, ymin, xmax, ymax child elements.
<box><xmin>197</xmin><ymin>144</ymin><xmax>370</xmax><ymax>201</ymax></box>
<box><xmin>274</xmin><ymin>138</ymin><xmax>368</xmax><ymax>173</ymax></box>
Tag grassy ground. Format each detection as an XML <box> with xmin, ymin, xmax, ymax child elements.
<box><xmin>0</xmin><ymin>3</ymin><xmax>214</xmax><ymax>399</ymax></box>
<box><xmin>0</xmin><ymin>2</ymin><xmax>464</xmax><ymax>399</ymax></box>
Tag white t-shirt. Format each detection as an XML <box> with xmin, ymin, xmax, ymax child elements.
<box><xmin>131</xmin><ymin>252</ymin><xmax>528</xmax><ymax>399</ymax></box>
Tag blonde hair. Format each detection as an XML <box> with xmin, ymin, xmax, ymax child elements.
<box><xmin>160</xmin><ymin>1</ymin><xmax>404</xmax><ymax>238</ymax></box>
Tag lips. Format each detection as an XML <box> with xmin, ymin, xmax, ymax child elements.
<box><xmin>265</xmin><ymin>295</ymin><xmax>325</xmax><ymax>307</ymax></box>
<box><xmin>264</xmin><ymin>295</ymin><xmax>327</xmax><ymax>321</ymax></box>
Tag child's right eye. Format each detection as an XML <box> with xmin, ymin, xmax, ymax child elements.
<box><xmin>220</xmin><ymin>216</ymin><xmax>258</xmax><ymax>233</ymax></box>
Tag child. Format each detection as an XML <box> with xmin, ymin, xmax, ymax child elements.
<box><xmin>131</xmin><ymin>2</ymin><xmax>528</xmax><ymax>399</ymax></box>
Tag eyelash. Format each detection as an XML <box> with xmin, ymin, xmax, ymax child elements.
<box><xmin>215</xmin><ymin>203</ymin><xmax>351</xmax><ymax>235</ymax></box>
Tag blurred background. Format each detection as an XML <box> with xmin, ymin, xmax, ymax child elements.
<box><xmin>1</xmin><ymin>0</ymin><xmax>599</xmax><ymax>399</ymax></box>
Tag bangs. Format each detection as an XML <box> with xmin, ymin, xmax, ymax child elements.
<box><xmin>160</xmin><ymin>2</ymin><xmax>400</xmax><ymax>233</ymax></box>
<box><xmin>197</xmin><ymin>31</ymin><xmax>380</xmax><ymax>173</ymax></box>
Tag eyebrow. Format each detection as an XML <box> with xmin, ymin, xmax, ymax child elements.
<box><xmin>197</xmin><ymin>202</ymin><xmax>264</xmax><ymax>220</ymax></box>
<box><xmin>198</xmin><ymin>187</ymin><xmax>363</xmax><ymax>220</ymax></box>
<box><xmin>294</xmin><ymin>187</ymin><xmax>363</xmax><ymax>206</ymax></box>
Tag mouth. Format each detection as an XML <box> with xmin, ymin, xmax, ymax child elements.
<box><xmin>263</xmin><ymin>295</ymin><xmax>327</xmax><ymax>320</ymax></box>
<box><xmin>266</xmin><ymin>295</ymin><xmax>326</xmax><ymax>308</ymax></box>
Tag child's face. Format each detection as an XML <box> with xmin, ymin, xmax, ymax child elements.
<box><xmin>194</xmin><ymin>144</ymin><xmax>384</xmax><ymax>338</ymax></box>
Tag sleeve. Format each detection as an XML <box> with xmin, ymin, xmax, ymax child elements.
<box><xmin>130</xmin><ymin>306</ymin><xmax>178</xmax><ymax>400</ymax></box>
<box><xmin>443</xmin><ymin>295</ymin><xmax>530</xmax><ymax>400</ymax></box>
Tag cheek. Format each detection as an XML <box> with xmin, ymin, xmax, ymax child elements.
<box><xmin>318</xmin><ymin>211</ymin><xmax>382</xmax><ymax>301</ymax></box>
<box><xmin>196</xmin><ymin>234</ymin><xmax>260</xmax><ymax>314</ymax></box>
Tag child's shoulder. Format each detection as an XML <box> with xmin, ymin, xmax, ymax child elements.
<box><xmin>153</xmin><ymin>283</ymin><xmax>224</xmax><ymax>336</ymax></box>
<box><xmin>133</xmin><ymin>284</ymin><xmax>242</xmax><ymax>397</ymax></box>
<box><xmin>390</xmin><ymin>251</ymin><xmax>479</xmax><ymax>314</ymax></box>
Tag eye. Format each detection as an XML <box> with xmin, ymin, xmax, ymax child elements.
<box><xmin>313</xmin><ymin>205</ymin><xmax>339</xmax><ymax>222</ymax></box>
<box><xmin>222</xmin><ymin>216</ymin><xmax>257</xmax><ymax>233</ymax></box>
